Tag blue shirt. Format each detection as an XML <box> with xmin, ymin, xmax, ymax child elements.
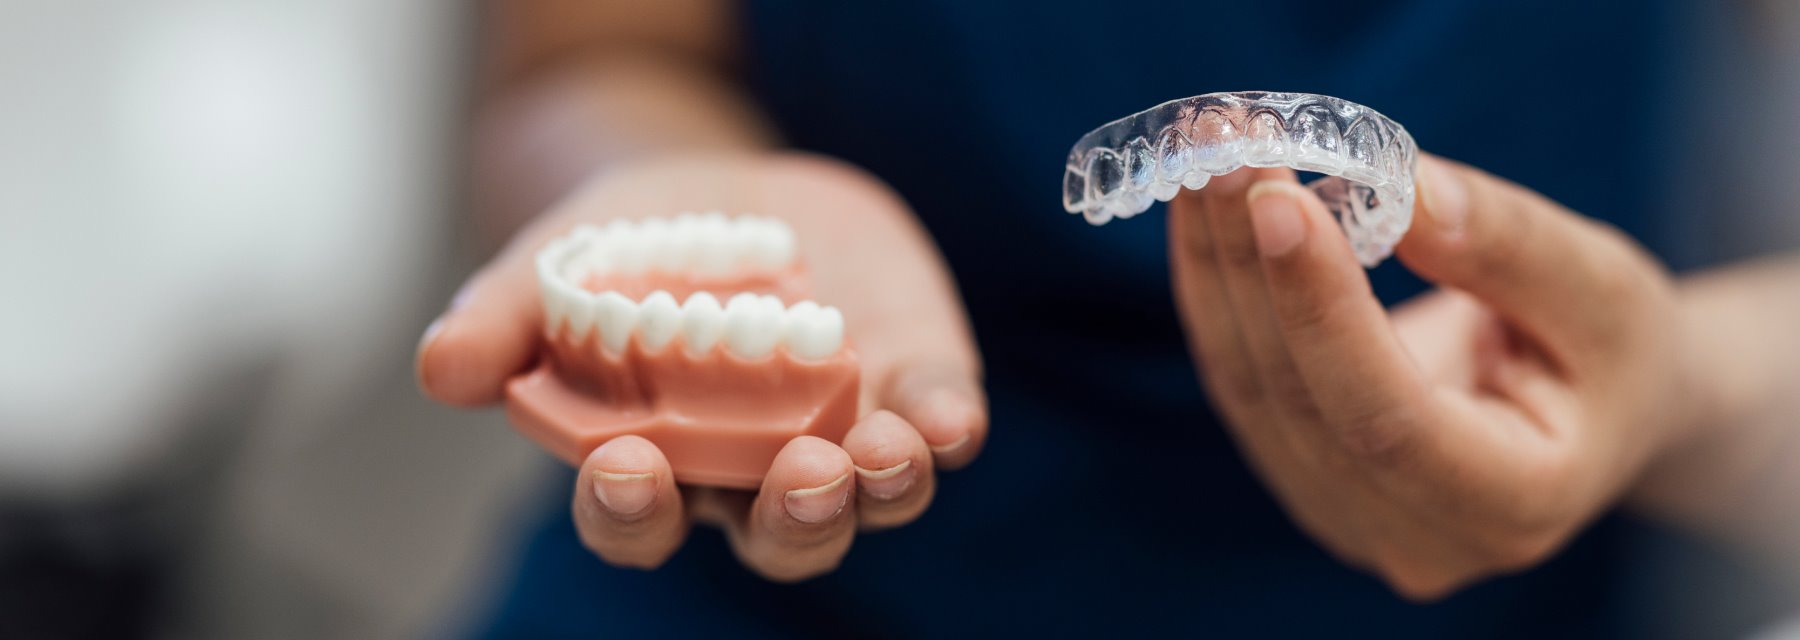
<box><xmin>472</xmin><ymin>1</ymin><xmax>1786</xmax><ymax>637</ymax></box>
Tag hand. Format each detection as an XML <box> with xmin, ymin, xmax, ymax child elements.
<box><xmin>1169</xmin><ymin>156</ymin><xmax>1695</xmax><ymax>599</ymax></box>
<box><xmin>417</xmin><ymin>153</ymin><xmax>986</xmax><ymax>581</ymax></box>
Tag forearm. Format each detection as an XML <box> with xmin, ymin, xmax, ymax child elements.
<box><xmin>471</xmin><ymin>0</ymin><xmax>775</xmax><ymax>248</ymax></box>
<box><xmin>1630</xmin><ymin>254</ymin><xmax>1800</xmax><ymax>572</ymax></box>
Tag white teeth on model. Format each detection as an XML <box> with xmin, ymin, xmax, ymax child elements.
<box><xmin>679</xmin><ymin>292</ymin><xmax>726</xmax><ymax>357</ymax></box>
<box><xmin>636</xmin><ymin>290</ymin><xmax>682</xmax><ymax>351</ymax></box>
<box><xmin>723</xmin><ymin>294</ymin><xmax>785</xmax><ymax>360</ymax></box>
<box><xmin>593</xmin><ymin>292</ymin><xmax>639</xmax><ymax>354</ymax></box>
<box><xmin>538</xmin><ymin>286</ymin><xmax>846</xmax><ymax>360</ymax></box>
<box><xmin>551</xmin><ymin>212</ymin><xmax>798</xmax><ymax>280</ymax></box>
<box><xmin>535</xmin><ymin>218</ymin><xmax>843</xmax><ymax>358</ymax></box>
<box><xmin>692</xmin><ymin>214</ymin><xmax>735</xmax><ymax>275</ymax></box>
<box><xmin>784</xmin><ymin>303</ymin><xmax>844</xmax><ymax>362</ymax></box>
<box><xmin>540</xmin><ymin>278</ymin><xmax>566</xmax><ymax>334</ymax></box>
<box><xmin>564</xmin><ymin>290</ymin><xmax>597</xmax><ymax>343</ymax></box>
<box><xmin>763</xmin><ymin>223</ymin><xmax>796</xmax><ymax>268</ymax></box>
<box><xmin>783</xmin><ymin>300</ymin><xmax>821</xmax><ymax>325</ymax></box>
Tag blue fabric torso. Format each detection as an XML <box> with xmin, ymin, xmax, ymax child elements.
<box><xmin>472</xmin><ymin>1</ymin><xmax>1784</xmax><ymax>637</ymax></box>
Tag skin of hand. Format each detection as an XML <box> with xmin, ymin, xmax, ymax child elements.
<box><xmin>1169</xmin><ymin>155</ymin><xmax>1703</xmax><ymax>600</ymax></box>
<box><xmin>416</xmin><ymin>152</ymin><xmax>987</xmax><ymax>582</ymax></box>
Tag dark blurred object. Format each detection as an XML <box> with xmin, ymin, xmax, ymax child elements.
<box><xmin>1</xmin><ymin>504</ymin><xmax>164</xmax><ymax>640</ymax></box>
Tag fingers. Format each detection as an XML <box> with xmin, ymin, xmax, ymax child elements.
<box><xmin>1243</xmin><ymin>180</ymin><xmax>1435</xmax><ymax>459</ymax></box>
<box><xmin>572</xmin><ymin>435</ymin><xmax>690</xmax><ymax>569</ymax></box>
<box><xmin>415</xmin><ymin>239</ymin><xmax>546</xmax><ymax>407</ymax></box>
<box><xmin>841</xmin><ymin>410</ymin><xmax>936</xmax><ymax>530</ymax></box>
<box><xmin>755</xmin><ymin>158</ymin><xmax>989</xmax><ymax>469</ymax></box>
<box><xmin>1397</xmin><ymin>154</ymin><xmax>1662</xmax><ymax>363</ymax></box>
<box><xmin>1168</xmin><ymin>170</ymin><xmax>1268</xmax><ymax>413</ymax></box>
<box><xmin>877</xmin><ymin>361</ymin><xmax>987</xmax><ymax>469</ymax></box>
<box><xmin>1191</xmin><ymin>168</ymin><xmax>1325</xmax><ymax>425</ymax></box>
<box><xmin>1169</xmin><ymin>168</ymin><xmax>1371</xmax><ymax>536</ymax></box>
<box><xmin>719</xmin><ymin>436</ymin><xmax>857</xmax><ymax>582</ymax></box>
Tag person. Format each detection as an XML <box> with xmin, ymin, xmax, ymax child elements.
<box><xmin>416</xmin><ymin>0</ymin><xmax>1800</xmax><ymax>635</ymax></box>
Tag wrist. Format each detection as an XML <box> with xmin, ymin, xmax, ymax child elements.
<box><xmin>1668</xmin><ymin>263</ymin><xmax>1795</xmax><ymax>441</ymax></box>
<box><xmin>1627</xmin><ymin>262</ymin><xmax>1794</xmax><ymax>519</ymax></box>
<box><xmin>1671</xmin><ymin>282</ymin><xmax>1737</xmax><ymax>444</ymax></box>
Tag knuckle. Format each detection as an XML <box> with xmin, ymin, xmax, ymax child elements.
<box><xmin>1216</xmin><ymin>233</ymin><xmax>1262</xmax><ymax>271</ymax></box>
<box><xmin>1580</xmin><ymin>221</ymin><xmax>1665</xmax><ymax>303</ymax></box>
<box><xmin>1589</xmin><ymin>255</ymin><xmax>1648</xmax><ymax>308</ymax></box>
<box><xmin>1330</xmin><ymin>404</ymin><xmax>1416</xmax><ymax>465</ymax></box>
<box><xmin>1274</xmin><ymin>293</ymin><xmax>1349</xmax><ymax>340</ymax></box>
<box><xmin>1177</xmin><ymin>224</ymin><xmax>1219</xmax><ymax>266</ymax></box>
<box><xmin>1573</xmin><ymin>225</ymin><xmax>1673</xmax><ymax>354</ymax></box>
<box><xmin>1268</xmin><ymin>374</ymin><xmax>1320</xmax><ymax>418</ymax></box>
<box><xmin>1470</xmin><ymin>214</ymin><xmax>1533</xmax><ymax>279</ymax></box>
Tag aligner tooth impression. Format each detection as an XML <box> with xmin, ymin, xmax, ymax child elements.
<box><xmin>1063</xmin><ymin>91</ymin><xmax>1419</xmax><ymax>267</ymax></box>
<box><xmin>505</xmin><ymin>213</ymin><xmax>859</xmax><ymax>489</ymax></box>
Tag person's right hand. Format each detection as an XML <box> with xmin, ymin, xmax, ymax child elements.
<box><xmin>416</xmin><ymin>153</ymin><xmax>987</xmax><ymax>581</ymax></box>
<box><xmin>1169</xmin><ymin>157</ymin><xmax>1697</xmax><ymax>599</ymax></box>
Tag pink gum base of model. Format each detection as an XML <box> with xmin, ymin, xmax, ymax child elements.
<box><xmin>504</xmin><ymin>264</ymin><xmax>860</xmax><ymax>489</ymax></box>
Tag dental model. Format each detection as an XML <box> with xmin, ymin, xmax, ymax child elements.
<box><xmin>1063</xmin><ymin>91</ymin><xmax>1418</xmax><ymax>266</ymax></box>
<box><xmin>506</xmin><ymin>213</ymin><xmax>860</xmax><ymax>489</ymax></box>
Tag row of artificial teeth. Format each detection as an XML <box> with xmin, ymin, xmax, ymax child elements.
<box><xmin>545</xmin><ymin>288</ymin><xmax>845</xmax><ymax>362</ymax></box>
<box><xmin>557</xmin><ymin>212</ymin><xmax>796</xmax><ymax>278</ymax></box>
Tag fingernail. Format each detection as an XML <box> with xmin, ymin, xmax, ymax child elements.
<box><xmin>854</xmin><ymin>459</ymin><xmax>915</xmax><ymax>501</ymax></box>
<box><xmin>929</xmin><ymin>433</ymin><xmax>971</xmax><ymax>456</ymax></box>
<box><xmin>419</xmin><ymin>282</ymin><xmax>475</xmax><ymax>354</ymax></box>
<box><xmin>1247</xmin><ymin>183</ymin><xmax>1307</xmax><ymax>257</ymax></box>
<box><xmin>784</xmin><ymin>473</ymin><xmax>850</xmax><ymax>524</ymax></box>
<box><xmin>449</xmin><ymin>281</ymin><xmax>477</xmax><ymax>312</ymax></box>
<box><xmin>1419</xmin><ymin>156</ymin><xmax>1469</xmax><ymax>233</ymax></box>
<box><xmin>418</xmin><ymin>316</ymin><xmax>447</xmax><ymax>352</ymax></box>
<box><xmin>593</xmin><ymin>470</ymin><xmax>657</xmax><ymax>518</ymax></box>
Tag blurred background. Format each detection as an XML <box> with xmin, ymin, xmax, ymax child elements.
<box><xmin>0</xmin><ymin>1</ymin><xmax>1797</xmax><ymax>639</ymax></box>
<box><xmin>1</xmin><ymin>1</ymin><xmax>552</xmax><ymax>637</ymax></box>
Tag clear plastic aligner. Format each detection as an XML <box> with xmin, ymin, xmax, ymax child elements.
<box><xmin>1062</xmin><ymin>91</ymin><xmax>1418</xmax><ymax>266</ymax></box>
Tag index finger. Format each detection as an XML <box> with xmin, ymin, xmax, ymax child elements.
<box><xmin>1243</xmin><ymin>180</ymin><xmax>1437</xmax><ymax>460</ymax></box>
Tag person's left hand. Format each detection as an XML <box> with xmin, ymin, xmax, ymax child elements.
<box><xmin>1168</xmin><ymin>156</ymin><xmax>1700</xmax><ymax>599</ymax></box>
<box><xmin>416</xmin><ymin>153</ymin><xmax>986</xmax><ymax>581</ymax></box>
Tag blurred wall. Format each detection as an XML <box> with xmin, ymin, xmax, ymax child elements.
<box><xmin>0</xmin><ymin>1</ymin><xmax>549</xmax><ymax>638</ymax></box>
<box><xmin>0</xmin><ymin>0</ymin><xmax>445</xmax><ymax>502</ymax></box>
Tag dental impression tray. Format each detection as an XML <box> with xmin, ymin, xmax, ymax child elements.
<box><xmin>505</xmin><ymin>213</ymin><xmax>859</xmax><ymax>489</ymax></box>
<box><xmin>1063</xmin><ymin>91</ymin><xmax>1418</xmax><ymax>266</ymax></box>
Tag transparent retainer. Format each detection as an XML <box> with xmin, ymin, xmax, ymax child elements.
<box><xmin>1062</xmin><ymin>91</ymin><xmax>1418</xmax><ymax>266</ymax></box>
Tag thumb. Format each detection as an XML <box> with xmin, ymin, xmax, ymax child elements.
<box><xmin>416</xmin><ymin>224</ymin><xmax>554</xmax><ymax>407</ymax></box>
<box><xmin>1396</xmin><ymin>154</ymin><xmax>1662</xmax><ymax>363</ymax></box>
